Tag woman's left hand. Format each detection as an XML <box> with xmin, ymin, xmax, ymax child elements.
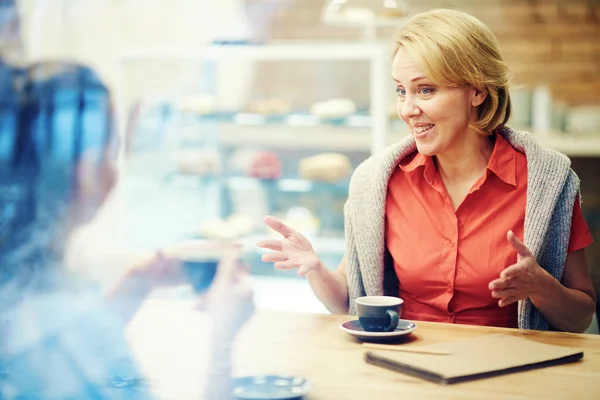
<box><xmin>488</xmin><ymin>231</ymin><xmax>552</xmax><ymax>307</ymax></box>
<box><xmin>119</xmin><ymin>240</ymin><xmax>241</xmax><ymax>295</ymax></box>
<box><xmin>120</xmin><ymin>251</ymin><xmax>186</xmax><ymax>294</ymax></box>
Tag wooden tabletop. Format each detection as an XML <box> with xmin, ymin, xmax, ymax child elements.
<box><xmin>128</xmin><ymin>299</ymin><xmax>600</xmax><ymax>399</ymax></box>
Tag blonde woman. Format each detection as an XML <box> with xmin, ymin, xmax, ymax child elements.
<box><xmin>258</xmin><ymin>9</ymin><xmax>596</xmax><ymax>333</ymax></box>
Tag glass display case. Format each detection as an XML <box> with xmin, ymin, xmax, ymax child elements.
<box><xmin>118</xmin><ymin>42</ymin><xmax>407</xmax><ymax>276</ymax></box>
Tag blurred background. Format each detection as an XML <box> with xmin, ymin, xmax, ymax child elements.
<box><xmin>1</xmin><ymin>0</ymin><xmax>599</xmax><ymax>323</ymax></box>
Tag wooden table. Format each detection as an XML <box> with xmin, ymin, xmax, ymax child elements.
<box><xmin>128</xmin><ymin>299</ymin><xmax>600</xmax><ymax>399</ymax></box>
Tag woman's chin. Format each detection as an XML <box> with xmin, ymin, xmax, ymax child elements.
<box><xmin>415</xmin><ymin>141</ymin><xmax>439</xmax><ymax>157</ymax></box>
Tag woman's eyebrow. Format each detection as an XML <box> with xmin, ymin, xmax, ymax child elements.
<box><xmin>392</xmin><ymin>76</ymin><xmax>427</xmax><ymax>83</ymax></box>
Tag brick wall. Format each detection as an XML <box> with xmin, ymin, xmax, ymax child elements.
<box><xmin>247</xmin><ymin>0</ymin><xmax>600</xmax><ymax>107</ymax></box>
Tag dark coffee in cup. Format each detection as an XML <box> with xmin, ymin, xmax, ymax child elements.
<box><xmin>181</xmin><ymin>257</ymin><xmax>219</xmax><ymax>293</ymax></box>
<box><xmin>166</xmin><ymin>239</ymin><xmax>241</xmax><ymax>293</ymax></box>
<box><xmin>355</xmin><ymin>296</ymin><xmax>403</xmax><ymax>332</ymax></box>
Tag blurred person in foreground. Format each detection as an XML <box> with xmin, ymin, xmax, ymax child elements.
<box><xmin>0</xmin><ymin>61</ymin><xmax>253</xmax><ymax>399</ymax></box>
<box><xmin>258</xmin><ymin>9</ymin><xmax>596</xmax><ymax>332</ymax></box>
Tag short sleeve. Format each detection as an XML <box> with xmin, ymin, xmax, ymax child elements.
<box><xmin>568</xmin><ymin>196</ymin><xmax>594</xmax><ymax>253</ymax></box>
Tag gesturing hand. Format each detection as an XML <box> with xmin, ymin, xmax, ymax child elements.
<box><xmin>488</xmin><ymin>230</ymin><xmax>550</xmax><ymax>307</ymax></box>
<box><xmin>256</xmin><ymin>216</ymin><xmax>322</xmax><ymax>277</ymax></box>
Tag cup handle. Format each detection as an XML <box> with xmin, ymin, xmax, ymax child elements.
<box><xmin>384</xmin><ymin>310</ymin><xmax>399</xmax><ymax>332</ymax></box>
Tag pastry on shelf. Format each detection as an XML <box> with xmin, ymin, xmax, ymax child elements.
<box><xmin>339</xmin><ymin>8</ymin><xmax>376</xmax><ymax>23</ymax></box>
<box><xmin>321</xmin><ymin>0</ymin><xmax>409</xmax><ymax>25</ymax></box>
<box><xmin>229</xmin><ymin>149</ymin><xmax>282</xmax><ymax>179</ymax></box>
<box><xmin>298</xmin><ymin>153</ymin><xmax>352</xmax><ymax>182</ymax></box>
<box><xmin>176</xmin><ymin>95</ymin><xmax>217</xmax><ymax>115</ymax></box>
<box><xmin>378</xmin><ymin>8</ymin><xmax>409</xmax><ymax>19</ymax></box>
<box><xmin>229</xmin><ymin>149</ymin><xmax>257</xmax><ymax>171</ymax></box>
<box><xmin>246</xmin><ymin>151</ymin><xmax>282</xmax><ymax>179</ymax></box>
<box><xmin>322</xmin><ymin>7</ymin><xmax>375</xmax><ymax>24</ymax></box>
<box><xmin>177</xmin><ymin>148</ymin><xmax>221</xmax><ymax>176</ymax></box>
<box><xmin>246</xmin><ymin>98</ymin><xmax>293</xmax><ymax>116</ymax></box>
<box><xmin>310</xmin><ymin>98</ymin><xmax>356</xmax><ymax>120</ymax></box>
<box><xmin>285</xmin><ymin>207</ymin><xmax>320</xmax><ymax>238</ymax></box>
<box><xmin>267</xmin><ymin>207</ymin><xmax>320</xmax><ymax>239</ymax></box>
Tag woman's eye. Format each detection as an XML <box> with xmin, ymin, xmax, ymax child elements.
<box><xmin>419</xmin><ymin>87</ymin><xmax>434</xmax><ymax>95</ymax></box>
<box><xmin>395</xmin><ymin>87</ymin><xmax>406</xmax><ymax>96</ymax></box>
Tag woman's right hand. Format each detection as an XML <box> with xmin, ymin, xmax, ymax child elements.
<box><xmin>256</xmin><ymin>215</ymin><xmax>322</xmax><ymax>277</ymax></box>
<box><xmin>205</xmin><ymin>256</ymin><xmax>254</xmax><ymax>341</ymax></box>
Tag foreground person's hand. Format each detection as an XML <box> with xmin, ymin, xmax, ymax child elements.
<box><xmin>205</xmin><ymin>256</ymin><xmax>255</xmax><ymax>340</ymax></box>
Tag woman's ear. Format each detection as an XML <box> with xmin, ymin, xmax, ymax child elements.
<box><xmin>471</xmin><ymin>89</ymin><xmax>487</xmax><ymax>107</ymax></box>
<box><xmin>75</xmin><ymin>156</ymin><xmax>97</xmax><ymax>197</ymax></box>
<box><xmin>74</xmin><ymin>152</ymin><xmax>116</xmax><ymax>209</ymax></box>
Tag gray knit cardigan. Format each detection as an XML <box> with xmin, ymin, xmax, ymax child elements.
<box><xmin>344</xmin><ymin>126</ymin><xmax>579</xmax><ymax>331</ymax></box>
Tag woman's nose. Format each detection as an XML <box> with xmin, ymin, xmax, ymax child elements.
<box><xmin>399</xmin><ymin>97</ymin><xmax>421</xmax><ymax>120</ymax></box>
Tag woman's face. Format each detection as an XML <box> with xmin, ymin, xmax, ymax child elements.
<box><xmin>392</xmin><ymin>46</ymin><xmax>486</xmax><ymax>157</ymax></box>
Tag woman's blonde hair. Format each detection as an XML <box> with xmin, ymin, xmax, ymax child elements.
<box><xmin>392</xmin><ymin>9</ymin><xmax>511</xmax><ymax>135</ymax></box>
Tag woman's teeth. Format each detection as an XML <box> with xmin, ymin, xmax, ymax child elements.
<box><xmin>414</xmin><ymin>124</ymin><xmax>434</xmax><ymax>134</ymax></box>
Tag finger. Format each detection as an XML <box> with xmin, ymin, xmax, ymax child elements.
<box><xmin>264</xmin><ymin>215</ymin><xmax>297</xmax><ymax>238</ymax></box>
<box><xmin>162</xmin><ymin>241</ymin><xmax>241</xmax><ymax>267</ymax></box>
<box><xmin>498</xmin><ymin>296</ymin><xmax>517</xmax><ymax>307</ymax></box>
<box><xmin>261</xmin><ymin>252</ymin><xmax>288</xmax><ymax>263</ymax></box>
<box><xmin>192</xmin><ymin>294</ymin><xmax>208</xmax><ymax>311</ymax></box>
<box><xmin>274</xmin><ymin>260</ymin><xmax>299</xmax><ymax>270</ymax></box>
<box><xmin>297</xmin><ymin>265</ymin><xmax>310</xmax><ymax>277</ymax></box>
<box><xmin>256</xmin><ymin>239</ymin><xmax>283</xmax><ymax>252</ymax></box>
<box><xmin>232</xmin><ymin>275</ymin><xmax>254</xmax><ymax>300</ymax></box>
<box><xmin>226</xmin><ymin>240</ymin><xmax>244</xmax><ymax>249</ymax></box>
<box><xmin>161</xmin><ymin>255</ymin><xmax>182</xmax><ymax>269</ymax></box>
<box><xmin>215</xmin><ymin>255</ymin><xmax>240</xmax><ymax>281</ymax></box>
<box><xmin>155</xmin><ymin>258</ymin><xmax>170</xmax><ymax>276</ymax></box>
<box><xmin>500</xmin><ymin>264</ymin><xmax>524</xmax><ymax>280</ymax></box>
<box><xmin>507</xmin><ymin>230</ymin><xmax>533</xmax><ymax>259</ymax></box>
<box><xmin>237</xmin><ymin>261</ymin><xmax>250</xmax><ymax>273</ymax></box>
<box><xmin>488</xmin><ymin>277</ymin><xmax>513</xmax><ymax>291</ymax></box>
<box><xmin>139</xmin><ymin>250</ymin><xmax>164</xmax><ymax>273</ymax></box>
<box><xmin>154</xmin><ymin>249</ymin><xmax>166</xmax><ymax>261</ymax></box>
<box><xmin>491</xmin><ymin>288</ymin><xmax>517</xmax><ymax>299</ymax></box>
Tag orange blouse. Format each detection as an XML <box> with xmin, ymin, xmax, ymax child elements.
<box><xmin>385</xmin><ymin>133</ymin><xmax>593</xmax><ymax>328</ymax></box>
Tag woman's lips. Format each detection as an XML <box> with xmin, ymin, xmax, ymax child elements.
<box><xmin>413</xmin><ymin>124</ymin><xmax>434</xmax><ymax>139</ymax></box>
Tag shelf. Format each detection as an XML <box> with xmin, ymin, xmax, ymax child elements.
<box><xmin>178</xmin><ymin>112</ymin><xmax>374</xmax><ymax>128</ymax></box>
<box><xmin>121</xmin><ymin>42</ymin><xmax>388</xmax><ymax>62</ymax></box>
<box><xmin>535</xmin><ymin>134</ymin><xmax>600</xmax><ymax>157</ymax></box>
<box><xmin>202</xmin><ymin>124</ymin><xmax>407</xmax><ymax>151</ymax></box>
<box><xmin>178</xmin><ymin>122</ymin><xmax>600</xmax><ymax>156</ymax></box>
<box><xmin>226</xmin><ymin>176</ymin><xmax>349</xmax><ymax>193</ymax></box>
<box><xmin>117</xmin><ymin>43</ymin><xmax>600</xmax><ymax>158</ymax></box>
<box><xmin>167</xmin><ymin>174</ymin><xmax>350</xmax><ymax>195</ymax></box>
<box><xmin>116</xmin><ymin>41</ymin><xmax>391</xmax><ymax>156</ymax></box>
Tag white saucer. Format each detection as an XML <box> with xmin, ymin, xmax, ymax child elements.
<box><xmin>340</xmin><ymin>319</ymin><xmax>417</xmax><ymax>341</ymax></box>
<box><xmin>232</xmin><ymin>375</ymin><xmax>312</xmax><ymax>399</ymax></box>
